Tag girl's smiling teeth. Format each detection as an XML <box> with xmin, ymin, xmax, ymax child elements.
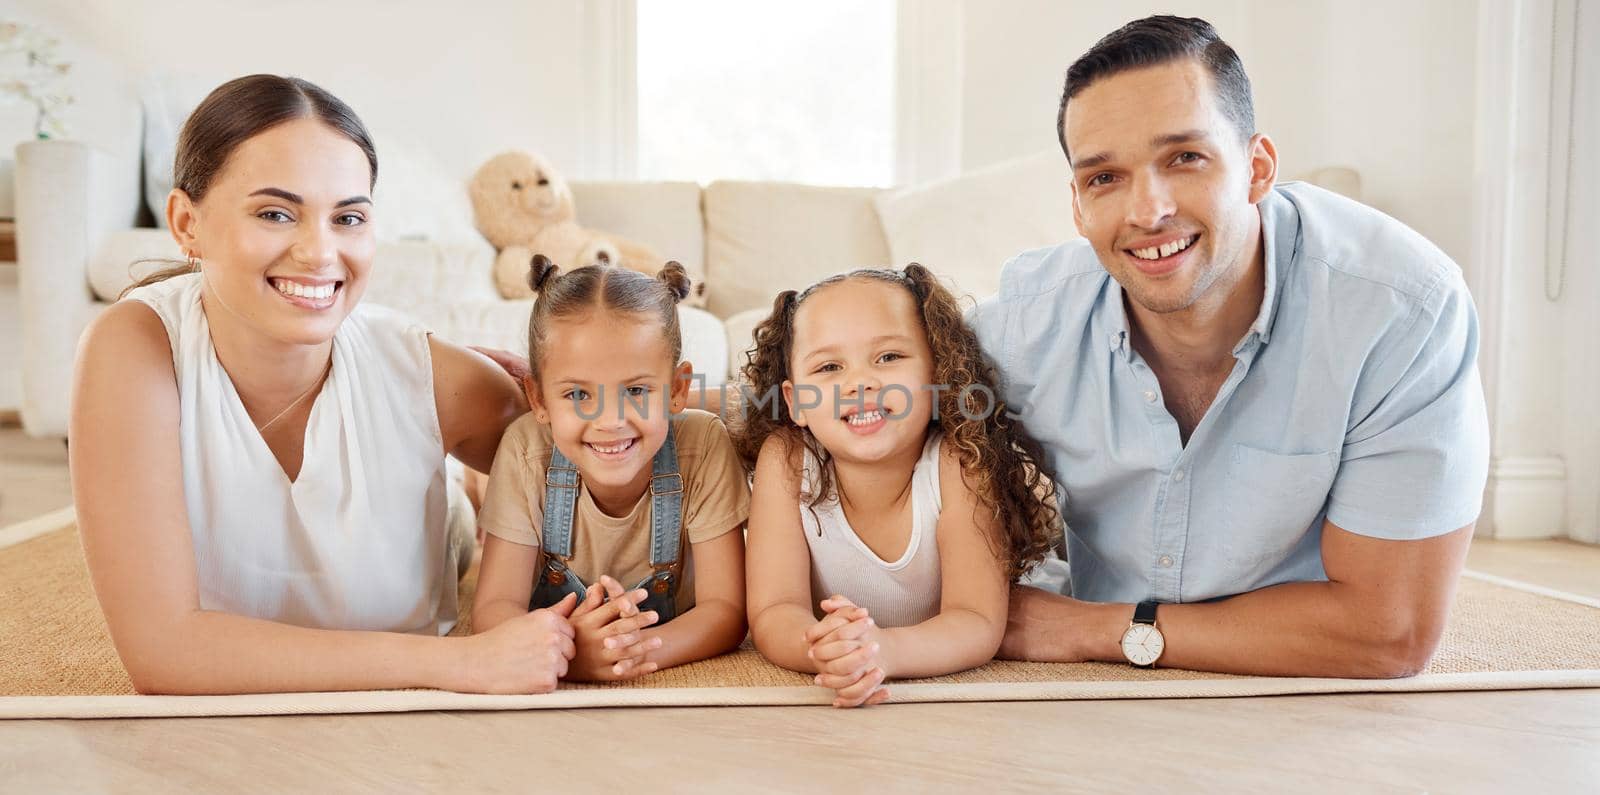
<box><xmin>586</xmin><ymin>437</ymin><xmax>637</xmax><ymax>457</ymax></box>
<box><xmin>846</xmin><ymin>409</ymin><xmax>885</xmax><ymax>426</ymax></box>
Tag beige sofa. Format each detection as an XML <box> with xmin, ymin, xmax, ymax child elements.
<box><xmin>14</xmin><ymin>139</ymin><xmax>1360</xmax><ymax>438</ymax></box>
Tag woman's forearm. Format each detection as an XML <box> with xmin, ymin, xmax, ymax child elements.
<box><xmin>121</xmin><ymin>609</ymin><xmax>467</xmax><ymax>695</ymax></box>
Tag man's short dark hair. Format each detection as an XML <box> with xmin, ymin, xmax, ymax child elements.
<box><xmin>1057</xmin><ymin>15</ymin><xmax>1255</xmax><ymax>163</ymax></box>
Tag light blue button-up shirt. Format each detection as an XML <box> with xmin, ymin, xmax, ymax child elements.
<box><xmin>970</xmin><ymin>182</ymin><xmax>1489</xmax><ymax>605</ymax></box>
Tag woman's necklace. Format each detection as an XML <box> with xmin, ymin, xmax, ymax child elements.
<box><xmin>254</xmin><ymin>360</ymin><xmax>332</xmax><ymax>433</ymax></box>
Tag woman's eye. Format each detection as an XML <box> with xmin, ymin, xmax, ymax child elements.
<box><xmin>815</xmin><ymin>363</ymin><xmax>841</xmax><ymax>374</ymax></box>
<box><xmin>334</xmin><ymin>213</ymin><xmax>366</xmax><ymax>227</ymax></box>
<box><xmin>258</xmin><ymin>210</ymin><xmax>293</xmax><ymax>223</ymax></box>
<box><xmin>878</xmin><ymin>352</ymin><xmax>905</xmax><ymax>363</ymax></box>
<box><xmin>563</xmin><ymin>389</ymin><xmax>590</xmax><ymax>402</ymax></box>
<box><xmin>625</xmin><ymin>386</ymin><xmax>649</xmax><ymax>397</ymax></box>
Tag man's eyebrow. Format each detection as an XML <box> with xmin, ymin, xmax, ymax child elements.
<box><xmin>1071</xmin><ymin>152</ymin><xmax>1112</xmax><ymax>172</ymax></box>
<box><xmin>1072</xmin><ymin>130</ymin><xmax>1214</xmax><ymax>173</ymax></box>
<box><xmin>1153</xmin><ymin>129</ymin><xmax>1209</xmax><ymax>147</ymax></box>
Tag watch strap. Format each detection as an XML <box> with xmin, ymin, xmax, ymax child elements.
<box><xmin>1133</xmin><ymin>600</ymin><xmax>1159</xmax><ymax>625</ymax></box>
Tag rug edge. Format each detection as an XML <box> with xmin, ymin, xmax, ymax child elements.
<box><xmin>4</xmin><ymin>670</ymin><xmax>1598</xmax><ymax>720</ymax></box>
<box><xmin>0</xmin><ymin>506</ymin><xmax>76</xmax><ymax>551</ymax></box>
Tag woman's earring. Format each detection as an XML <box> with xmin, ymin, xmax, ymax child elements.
<box><xmin>188</xmin><ymin>255</ymin><xmax>200</xmax><ymax>273</ymax></box>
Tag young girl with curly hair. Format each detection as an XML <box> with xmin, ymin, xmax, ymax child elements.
<box><xmin>735</xmin><ymin>264</ymin><xmax>1061</xmax><ymax>707</ymax></box>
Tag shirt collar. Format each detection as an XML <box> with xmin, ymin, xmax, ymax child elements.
<box><xmin>1103</xmin><ymin>186</ymin><xmax>1299</xmax><ymax>360</ymax></box>
<box><xmin>1242</xmin><ymin>186</ymin><xmax>1297</xmax><ymax>350</ymax></box>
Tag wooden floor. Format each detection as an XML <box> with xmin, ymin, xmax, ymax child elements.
<box><xmin>1</xmin><ymin>425</ymin><xmax>1597</xmax><ymax>793</ymax></box>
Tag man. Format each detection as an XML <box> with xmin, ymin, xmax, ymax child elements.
<box><xmin>972</xmin><ymin>16</ymin><xmax>1489</xmax><ymax>677</ymax></box>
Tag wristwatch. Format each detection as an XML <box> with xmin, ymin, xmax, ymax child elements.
<box><xmin>1120</xmin><ymin>601</ymin><xmax>1165</xmax><ymax>668</ymax></box>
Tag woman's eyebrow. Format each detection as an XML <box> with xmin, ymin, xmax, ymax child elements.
<box><xmin>249</xmin><ymin>187</ymin><xmax>303</xmax><ymax>203</ymax></box>
<box><xmin>247</xmin><ymin>187</ymin><xmax>371</xmax><ymax>208</ymax></box>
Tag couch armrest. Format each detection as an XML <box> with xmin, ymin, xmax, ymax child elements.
<box><xmin>15</xmin><ymin>140</ymin><xmax>142</xmax><ymax>437</ymax></box>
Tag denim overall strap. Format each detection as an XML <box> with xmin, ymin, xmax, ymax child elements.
<box><xmin>648</xmin><ymin>419</ymin><xmax>684</xmax><ymax>569</ymax></box>
<box><xmin>529</xmin><ymin>444</ymin><xmax>587</xmax><ymax>609</ymax></box>
<box><xmin>633</xmin><ymin>417</ymin><xmax>686</xmax><ymax>621</ymax></box>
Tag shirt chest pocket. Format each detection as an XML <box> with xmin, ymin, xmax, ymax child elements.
<box><xmin>1221</xmin><ymin>444</ymin><xmax>1339</xmax><ymax>564</ymax></box>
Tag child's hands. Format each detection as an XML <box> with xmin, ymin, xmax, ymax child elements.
<box><xmin>461</xmin><ymin>592</ymin><xmax>578</xmax><ymax>694</ymax></box>
<box><xmin>568</xmin><ymin>575</ymin><xmax>664</xmax><ymax>681</ymax></box>
<box><xmin>805</xmin><ymin>595</ymin><xmax>891</xmax><ymax>708</ymax></box>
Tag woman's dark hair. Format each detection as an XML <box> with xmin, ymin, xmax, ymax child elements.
<box><xmin>1056</xmin><ymin>15</ymin><xmax>1255</xmax><ymax>162</ymax></box>
<box><xmin>525</xmin><ymin>255</ymin><xmax>693</xmax><ymax>383</ymax></box>
<box><xmin>122</xmin><ymin>74</ymin><xmax>377</xmax><ymax>297</ymax></box>
<box><xmin>731</xmin><ymin>265</ymin><xmax>1063</xmax><ymax>581</ymax></box>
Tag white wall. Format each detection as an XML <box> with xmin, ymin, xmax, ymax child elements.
<box><xmin>5</xmin><ymin>0</ymin><xmax>592</xmax><ymax>184</ymax></box>
<box><xmin>959</xmin><ymin>0</ymin><xmax>1480</xmax><ymax>267</ymax></box>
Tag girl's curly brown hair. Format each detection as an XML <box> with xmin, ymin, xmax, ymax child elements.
<box><xmin>731</xmin><ymin>264</ymin><xmax>1062</xmax><ymax>581</ymax></box>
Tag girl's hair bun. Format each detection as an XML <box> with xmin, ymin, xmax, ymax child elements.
<box><xmin>528</xmin><ymin>254</ymin><xmax>560</xmax><ymax>293</ymax></box>
<box><xmin>657</xmin><ymin>260</ymin><xmax>692</xmax><ymax>303</ymax></box>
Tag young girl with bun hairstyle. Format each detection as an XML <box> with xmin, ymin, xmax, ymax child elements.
<box><xmin>472</xmin><ymin>257</ymin><xmax>750</xmax><ymax>682</ymax></box>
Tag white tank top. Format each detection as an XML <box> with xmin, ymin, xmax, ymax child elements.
<box><xmin>799</xmin><ymin>432</ymin><xmax>943</xmax><ymax>627</ymax></box>
<box><xmin>126</xmin><ymin>273</ymin><xmax>458</xmax><ymax>635</ymax></box>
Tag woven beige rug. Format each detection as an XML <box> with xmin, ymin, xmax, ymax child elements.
<box><xmin>3</xmin><ymin>509</ymin><xmax>1598</xmax><ymax>719</ymax></box>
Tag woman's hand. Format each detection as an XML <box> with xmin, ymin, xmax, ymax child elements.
<box><xmin>805</xmin><ymin>595</ymin><xmax>892</xmax><ymax>708</ymax></box>
<box><xmin>567</xmin><ymin>576</ymin><xmax>663</xmax><ymax>681</ymax></box>
<box><xmin>459</xmin><ymin>593</ymin><xmax>578</xmax><ymax>694</ymax></box>
<box><xmin>468</xmin><ymin>346</ymin><xmax>532</xmax><ymax>387</ymax></box>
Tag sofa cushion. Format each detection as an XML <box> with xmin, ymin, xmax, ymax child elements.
<box><xmin>703</xmin><ymin>181</ymin><xmax>890</xmax><ymax>317</ymax></box>
<box><xmin>570</xmin><ymin>181</ymin><xmax>706</xmax><ymax>297</ymax></box>
<box><xmin>873</xmin><ymin>150</ymin><xmax>1077</xmax><ymax>304</ymax></box>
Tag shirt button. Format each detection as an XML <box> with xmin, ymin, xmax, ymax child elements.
<box><xmin>1173</xmin><ymin>469</ymin><xmax>1185</xmax><ymax>482</ymax></box>
<box><xmin>1159</xmin><ymin>555</ymin><xmax>1174</xmax><ymax>568</ymax></box>
<box><xmin>1143</xmin><ymin>390</ymin><xmax>1158</xmax><ymax>404</ymax></box>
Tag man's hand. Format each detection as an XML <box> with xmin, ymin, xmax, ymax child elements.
<box><xmin>998</xmin><ymin>585</ymin><xmax>1123</xmax><ymax>663</ymax></box>
<box><xmin>805</xmin><ymin>595</ymin><xmax>891</xmax><ymax>708</ymax></box>
<box><xmin>567</xmin><ymin>576</ymin><xmax>663</xmax><ymax>681</ymax></box>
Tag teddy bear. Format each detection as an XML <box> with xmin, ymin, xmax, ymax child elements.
<box><xmin>469</xmin><ymin>150</ymin><xmax>684</xmax><ymax>301</ymax></box>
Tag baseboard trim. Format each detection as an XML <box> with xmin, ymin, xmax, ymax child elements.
<box><xmin>1488</xmin><ymin>456</ymin><xmax>1567</xmax><ymax>539</ymax></box>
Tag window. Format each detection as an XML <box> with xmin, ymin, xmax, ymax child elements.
<box><xmin>634</xmin><ymin>0</ymin><xmax>897</xmax><ymax>186</ymax></box>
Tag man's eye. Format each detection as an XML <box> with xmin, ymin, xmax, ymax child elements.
<box><xmin>1088</xmin><ymin>173</ymin><xmax>1114</xmax><ymax>187</ymax></box>
<box><xmin>1175</xmin><ymin>152</ymin><xmax>1203</xmax><ymax>164</ymax></box>
<box><xmin>258</xmin><ymin>210</ymin><xmax>293</xmax><ymax>223</ymax></box>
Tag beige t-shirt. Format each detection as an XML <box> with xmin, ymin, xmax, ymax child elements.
<box><xmin>479</xmin><ymin>409</ymin><xmax>750</xmax><ymax>614</ymax></box>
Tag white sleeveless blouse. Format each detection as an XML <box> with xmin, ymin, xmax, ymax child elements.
<box><xmin>799</xmin><ymin>432</ymin><xmax>944</xmax><ymax>628</ymax></box>
<box><xmin>126</xmin><ymin>273</ymin><xmax>458</xmax><ymax>635</ymax></box>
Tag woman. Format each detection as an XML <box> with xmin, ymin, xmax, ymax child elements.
<box><xmin>70</xmin><ymin>75</ymin><xmax>574</xmax><ymax>695</ymax></box>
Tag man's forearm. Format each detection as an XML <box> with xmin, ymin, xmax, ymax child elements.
<box><xmin>1033</xmin><ymin>579</ymin><xmax>1449</xmax><ymax>678</ymax></box>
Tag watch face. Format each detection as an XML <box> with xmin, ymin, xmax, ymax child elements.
<box><xmin>1121</xmin><ymin>623</ymin><xmax>1165</xmax><ymax>666</ymax></box>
